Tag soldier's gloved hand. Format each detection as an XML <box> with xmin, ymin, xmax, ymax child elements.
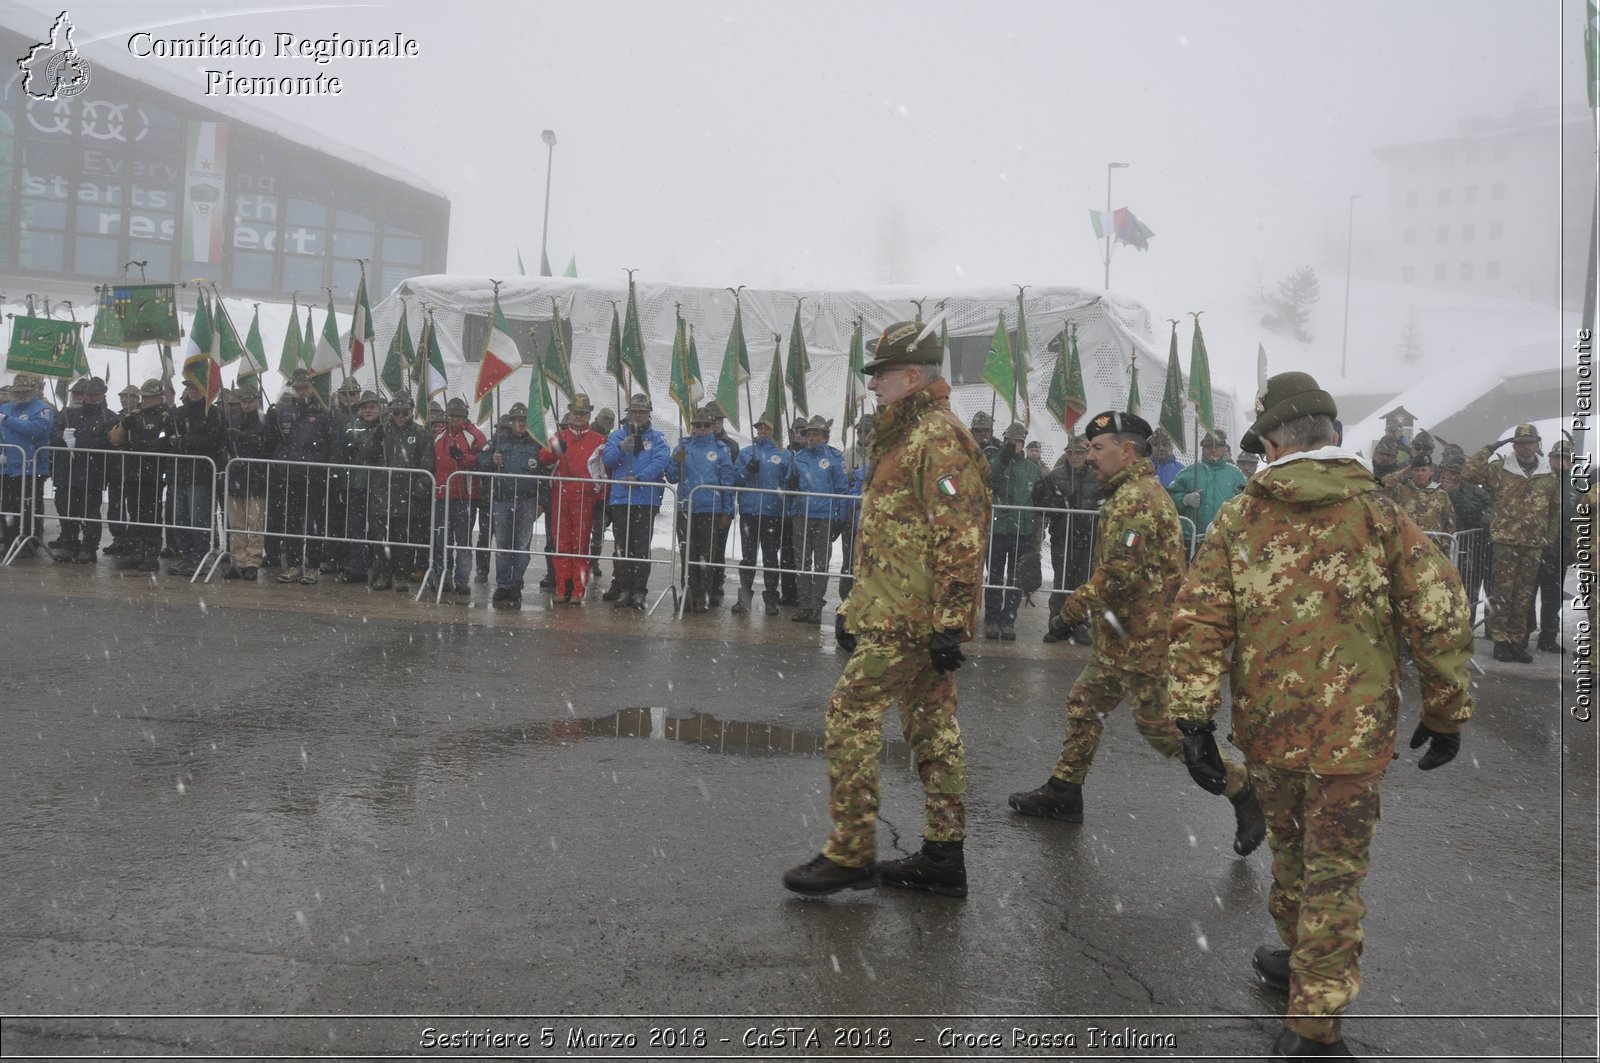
<box><xmin>1174</xmin><ymin>718</ymin><xmax>1229</xmax><ymax>795</ymax></box>
<box><xmin>929</xmin><ymin>629</ymin><xmax>966</xmax><ymax>674</ymax></box>
<box><xmin>834</xmin><ymin>614</ymin><xmax>858</xmax><ymax>654</ymax></box>
<box><xmin>672</xmin><ymin>446</ymin><xmax>686</xmax><ymax>463</ymax></box>
<box><xmin>747</xmin><ymin>457</ymin><xmax>760</xmax><ymax>476</ymax></box>
<box><xmin>1409</xmin><ymin>721</ymin><xmax>1461</xmax><ymax>771</ymax></box>
<box><xmin>1182</xmin><ymin>491</ymin><xmax>1201</xmax><ymax>509</ymax></box>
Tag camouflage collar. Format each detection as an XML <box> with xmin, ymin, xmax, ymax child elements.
<box><xmin>1100</xmin><ymin>457</ymin><xmax>1155</xmax><ymax>496</ymax></box>
<box><xmin>869</xmin><ymin>378</ymin><xmax>951</xmax><ymax>461</ymax></box>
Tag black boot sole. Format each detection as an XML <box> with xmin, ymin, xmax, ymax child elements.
<box><xmin>1007</xmin><ymin>797</ymin><xmax>1083</xmax><ymax>823</ymax></box>
<box><xmin>878</xmin><ymin>873</ymin><xmax>967</xmax><ymax>898</ymax></box>
<box><xmin>782</xmin><ymin>871</ymin><xmax>879</xmax><ymax>897</ymax></box>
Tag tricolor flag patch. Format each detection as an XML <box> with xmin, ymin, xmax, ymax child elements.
<box><xmin>1122</xmin><ymin>530</ymin><xmax>1141</xmax><ymax>549</ymax></box>
<box><xmin>936</xmin><ymin>475</ymin><xmax>959</xmax><ymax>497</ymax></box>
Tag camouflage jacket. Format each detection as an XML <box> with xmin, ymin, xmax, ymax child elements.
<box><xmin>1464</xmin><ymin>446</ymin><xmax>1557</xmax><ymax>547</ymax></box>
<box><xmin>838</xmin><ymin>378</ymin><xmax>990</xmax><ymax>641</ymax></box>
<box><xmin>1168</xmin><ymin>452</ymin><xmax>1474</xmax><ymax>774</ymax></box>
<box><xmin>1058</xmin><ymin>458</ymin><xmax>1185</xmax><ymax>676</ymax></box>
<box><xmin>1381</xmin><ymin>470</ymin><xmax>1456</xmax><ymax>534</ymax></box>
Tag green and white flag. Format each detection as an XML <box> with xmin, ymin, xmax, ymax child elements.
<box><xmin>621</xmin><ymin>274</ymin><xmax>650</xmax><ymax>395</ymax></box>
<box><xmin>543</xmin><ymin>301</ymin><xmax>577</xmax><ymax>404</ymax></box>
<box><xmin>605</xmin><ymin>302</ymin><xmax>625</xmax><ymax>388</ymax></box>
<box><xmin>715</xmin><ymin>296</ymin><xmax>750</xmax><ymax>430</ymax></box>
<box><xmin>784</xmin><ymin>303</ymin><xmax>810</xmax><ymax>418</ymax></box>
<box><xmin>1045</xmin><ymin>323</ymin><xmax>1087</xmax><ymax>434</ymax></box>
<box><xmin>238</xmin><ymin>305</ymin><xmax>268</xmax><ymax>385</ymax></box>
<box><xmin>381</xmin><ymin>302</ymin><xmax>414</xmax><ymax>397</ymax></box>
<box><xmin>1188</xmin><ymin>315</ymin><xmax>1214</xmax><ymax>431</ymax></box>
<box><xmin>761</xmin><ymin>333</ymin><xmax>787</xmax><ymax>433</ymax></box>
<box><xmin>982</xmin><ymin>312</ymin><xmax>1017</xmax><ymax>421</ymax></box>
<box><xmin>524</xmin><ymin>316</ymin><xmax>552</xmax><ymax>448</ymax></box>
<box><xmin>842</xmin><ymin>317</ymin><xmax>865</xmax><ymax>428</ymax></box>
<box><xmin>181</xmin><ymin>290</ymin><xmax>220</xmax><ymax>400</ymax></box>
<box><xmin>1159</xmin><ymin>321</ymin><xmax>1186</xmax><ymax>445</ymax></box>
<box><xmin>277</xmin><ymin>295</ymin><xmax>301</xmax><ymax>376</ymax></box>
<box><xmin>214</xmin><ymin>296</ymin><xmax>246</xmax><ymax>366</ymax></box>
<box><xmin>1014</xmin><ymin>294</ymin><xmax>1033</xmax><ymax>428</ymax></box>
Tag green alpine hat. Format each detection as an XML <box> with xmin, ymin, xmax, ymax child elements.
<box><xmin>1241</xmin><ymin>372</ymin><xmax>1337</xmax><ymax>456</ymax></box>
<box><xmin>864</xmin><ymin>320</ymin><xmax>942</xmax><ymax>373</ymax></box>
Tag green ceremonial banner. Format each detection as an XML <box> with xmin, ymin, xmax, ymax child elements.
<box><xmin>524</xmin><ymin>318</ymin><xmax>551</xmax><ymax>448</ymax></box>
<box><xmin>7</xmin><ymin>316</ymin><xmax>86</xmax><ymax>378</ymax></box>
<box><xmin>621</xmin><ymin>276</ymin><xmax>650</xmax><ymax>395</ymax></box>
<box><xmin>982</xmin><ymin>312</ymin><xmax>1016</xmax><ymax>421</ymax></box>
<box><xmin>543</xmin><ymin>302</ymin><xmax>577</xmax><ymax>403</ymax></box>
<box><xmin>1014</xmin><ymin>295</ymin><xmax>1032</xmax><ymax>427</ymax></box>
<box><xmin>239</xmin><ymin>306</ymin><xmax>268</xmax><ymax>383</ymax></box>
<box><xmin>715</xmin><ymin>298</ymin><xmax>750</xmax><ymax>431</ymax></box>
<box><xmin>668</xmin><ymin>311</ymin><xmax>693</xmax><ymax>426</ymax></box>
<box><xmin>843</xmin><ymin>318</ymin><xmax>865</xmax><ymax>429</ymax></box>
<box><xmin>92</xmin><ymin>284</ymin><xmax>180</xmax><ymax>347</ymax></box>
<box><xmin>181</xmin><ymin>290</ymin><xmax>216</xmax><ymax>396</ymax></box>
<box><xmin>422</xmin><ymin>311</ymin><xmax>448</xmax><ymax>404</ymax></box>
<box><xmin>1126</xmin><ymin>349</ymin><xmax>1141</xmax><ymax>416</ymax></box>
<box><xmin>784</xmin><ymin>304</ymin><xmax>810</xmax><ymax>418</ymax></box>
<box><xmin>277</xmin><ymin>296</ymin><xmax>302</xmax><ymax>376</ymax></box>
<box><xmin>1045</xmin><ymin>323</ymin><xmax>1087</xmax><ymax>434</ymax></box>
<box><xmin>606</xmin><ymin>303</ymin><xmax>625</xmax><ymax>387</ymax></box>
<box><xmin>381</xmin><ymin>302</ymin><xmax>414</xmax><ymax>396</ymax></box>
<box><xmin>1158</xmin><ymin>321</ymin><xmax>1186</xmax><ymax>444</ymax></box>
<box><xmin>214</xmin><ymin>297</ymin><xmax>246</xmax><ymax>365</ymax></box>
<box><xmin>761</xmin><ymin>334</ymin><xmax>787</xmax><ymax>432</ymax></box>
<box><xmin>1188</xmin><ymin>316</ymin><xmax>1214</xmax><ymax>431</ymax></box>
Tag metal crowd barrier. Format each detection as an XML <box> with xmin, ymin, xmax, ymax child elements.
<box><xmin>0</xmin><ymin>442</ymin><xmax>30</xmax><ymax>564</ymax></box>
<box><xmin>442</xmin><ymin>468</ymin><xmax>682</xmax><ymax>613</ymax></box>
<box><xmin>13</xmin><ymin>445</ymin><xmax>220</xmax><ymax>578</ymax></box>
<box><xmin>211</xmin><ymin>457</ymin><xmax>438</xmax><ymax>598</ymax></box>
<box><xmin>679</xmin><ymin>483</ymin><xmax>857</xmax><ymax>619</ymax></box>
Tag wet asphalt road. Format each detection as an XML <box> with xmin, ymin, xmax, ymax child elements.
<box><xmin>0</xmin><ymin>562</ymin><xmax>1594</xmax><ymax>1062</ymax></box>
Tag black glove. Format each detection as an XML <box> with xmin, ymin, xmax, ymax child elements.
<box><xmin>448</xmin><ymin>444</ymin><xmax>464</xmax><ymax>461</ymax></box>
<box><xmin>1000</xmin><ymin>444</ymin><xmax>1015</xmax><ymax>463</ymax></box>
<box><xmin>747</xmin><ymin>457</ymin><xmax>761</xmax><ymax>476</ymax></box>
<box><xmin>1409</xmin><ymin>721</ymin><xmax>1461</xmax><ymax>771</ymax></box>
<box><xmin>672</xmin><ymin>446</ymin><xmax>686</xmax><ymax>464</ymax></box>
<box><xmin>835</xmin><ymin>614</ymin><xmax>858</xmax><ymax>654</ymax></box>
<box><xmin>785</xmin><ymin>472</ymin><xmax>800</xmax><ymax>491</ymax></box>
<box><xmin>1174</xmin><ymin>718</ymin><xmax>1229</xmax><ymax>795</ymax></box>
<box><xmin>929</xmin><ymin>629</ymin><xmax>966</xmax><ymax>674</ymax></box>
<box><xmin>622</xmin><ymin>434</ymin><xmax>639</xmax><ymax>455</ymax></box>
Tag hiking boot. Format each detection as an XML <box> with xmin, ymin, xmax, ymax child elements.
<box><xmin>601</xmin><ymin>581</ymin><xmax>623</xmax><ymax>601</ymax></box>
<box><xmin>1492</xmin><ymin>641</ymin><xmax>1514</xmax><ymax>662</ymax></box>
<box><xmin>1253</xmin><ymin>945</ymin><xmax>1291</xmax><ymax>994</ymax></box>
<box><xmin>984</xmin><ymin>623</ymin><xmax>1000</xmax><ymax>640</ymax></box>
<box><xmin>46</xmin><ymin>536</ymin><xmax>74</xmax><ymax>551</ymax></box>
<box><xmin>370</xmin><ymin>572</ymin><xmax>393</xmax><ymax>591</ymax></box>
<box><xmin>336</xmin><ymin>571</ymin><xmax>363</xmax><ymax>584</ymax></box>
<box><xmin>277</xmin><ymin>566</ymin><xmax>303</xmax><ymax>584</ymax></box>
<box><xmin>1510</xmin><ymin>642</ymin><xmax>1534</xmax><ymax>664</ymax></box>
<box><xmin>1538</xmin><ymin>634</ymin><xmax>1562</xmax><ymax>653</ymax></box>
<box><xmin>116</xmin><ymin>552</ymin><xmax>147</xmax><ymax>571</ymax></box>
<box><xmin>731</xmin><ymin>587</ymin><xmax>753</xmax><ymax>614</ymax></box>
<box><xmin>1042</xmin><ymin>630</ymin><xmax>1062</xmax><ymax>644</ymax></box>
<box><xmin>168</xmin><ymin>560</ymin><xmax>198</xmax><ymax>577</ymax></box>
<box><xmin>764</xmin><ymin>596</ymin><xmax>780</xmax><ymax>616</ymax></box>
<box><xmin>782</xmin><ymin>853</ymin><xmax>878</xmax><ymax>896</ymax></box>
<box><xmin>1071</xmin><ymin>625</ymin><xmax>1092</xmax><ymax>645</ymax></box>
<box><xmin>1272</xmin><ymin>1028</ymin><xmax>1360</xmax><ymax>1060</ymax></box>
<box><xmin>239</xmin><ymin>567</ymin><xmax>258</xmax><ymax>580</ymax></box>
<box><xmin>1231</xmin><ymin>783</ymin><xmax>1267</xmax><ymax>856</ymax></box>
<box><xmin>628</xmin><ymin>591</ymin><xmax>648</xmax><ymax>610</ymax></box>
<box><xmin>73</xmin><ymin>549</ymin><xmax>97</xmax><ymax>565</ymax></box>
<box><xmin>1000</xmin><ymin>624</ymin><xmax>1016</xmax><ymax>642</ymax></box>
<box><xmin>452</xmin><ymin>581</ymin><xmax>470</xmax><ymax>596</ymax></box>
<box><xmin>876</xmin><ymin>839</ymin><xmax>967</xmax><ymax>898</ymax></box>
<box><xmin>393</xmin><ymin>578</ymin><xmax>410</xmax><ymax>593</ymax></box>
<box><xmin>298</xmin><ymin>569</ymin><xmax>319</xmax><ymax>585</ymax></box>
<box><xmin>1008</xmin><ymin>777</ymin><xmax>1083</xmax><ymax>822</ymax></box>
<box><xmin>138</xmin><ymin>554</ymin><xmax>160</xmax><ymax>571</ymax></box>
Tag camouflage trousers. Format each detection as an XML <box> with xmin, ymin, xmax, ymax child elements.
<box><xmin>1054</xmin><ymin>658</ymin><xmax>1248</xmax><ymax>798</ymax></box>
<box><xmin>1487</xmin><ymin>543</ymin><xmax>1541</xmax><ymax>643</ymax></box>
<box><xmin>1251</xmin><ymin>763</ymin><xmax>1384</xmax><ymax>1045</ymax></box>
<box><xmin>822</xmin><ymin>634</ymin><xmax>966</xmax><ymax>867</ymax></box>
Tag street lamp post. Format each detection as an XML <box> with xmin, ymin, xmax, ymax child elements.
<box><xmin>1340</xmin><ymin>193</ymin><xmax>1361</xmax><ymax>377</ymax></box>
<box><xmin>1104</xmin><ymin>162</ymin><xmax>1129</xmax><ymax>290</ymax></box>
<box><xmin>539</xmin><ymin>129</ymin><xmax>557</xmax><ymax>277</ymax></box>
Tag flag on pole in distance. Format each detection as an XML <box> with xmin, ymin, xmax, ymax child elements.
<box><xmin>524</xmin><ymin>316</ymin><xmax>551</xmax><ymax>448</ymax></box>
<box><xmin>214</xmin><ymin>296</ymin><xmax>246</xmax><ymax>366</ymax></box>
<box><xmin>1125</xmin><ymin>348</ymin><xmax>1141</xmax><ymax>416</ymax></box>
<box><xmin>543</xmin><ymin>302</ymin><xmax>577</xmax><ymax>405</ymax></box>
<box><xmin>784</xmin><ymin>303</ymin><xmax>810</xmax><ymax>418</ymax></box>
<box><xmin>563</xmin><ymin>256</ymin><xmax>578</xmax><ymax>278</ymax></box>
<box><xmin>667</xmin><ymin>311</ymin><xmax>694</xmax><ymax>426</ymax></box>
<box><xmin>1189</xmin><ymin>317</ymin><xmax>1214</xmax><ymax>431</ymax></box>
<box><xmin>238</xmin><ymin>305</ymin><xmax>268</xmax><ymax>386</ymax></box>
<box><xmin>842</xmin><ymin>318</ymin><xmax>865</xmax><ymax>430</ymax></box>
<box><xmin>1113</xmin><ymin>207</ymin><xmax>1155</xmax><ymax>251</ymax></box>
<box><xmin>620</xmin><ymin>275</ymin><xmax>650</xmax><ymax>395</ymax></box>
<box><xmin>1045</xmin><ymin>322</ymin><xmax>1086</xmax><ymax>434</ymax></box>
<box><xmin>181</xmin><ymin>290</ymin><xmax>222</xmax><ymax>401</ymax></box>
<box><xmin>1014</xmin><ymin>294</ymin><xmax>1033</xmax><ymax>430</ymax></box>
<box><xmin>761</xmin><ymin>334</ymin><xmax>786</xmax><ymax>434</ymax></box>
<box><xmin>310</xmin><ymin>296</ymin><xmax>343</xmax><ymax>407</ymax></box>
<box><xmin>605</xmin><ymin>302</ymin><xmax>625</xmax><ymax>388</ymax></box>
<box><xmin>715</xmin><ymin>297</ymin><xmax>750</xmax><ymax>431</ymax></box>
<box><xmin>1158</xmin><ymin>321</ymin><xmax>1186</xmax><ymax>444</ymax></box>
<box><xmin>381</xmin><ymin>302</ymin><xmax>414</xmax><ymax>396</ymax></box>
<box><xmin>277</xmin><ymin>294</ymin><xmax>302</xmax><ymax>376</ymax></box>
<box><xmin>475</xmin><ymin>290</ymin><xmax>520</xmax><ymax>403</ymax></box>
<box><xmin>981</xmin><ymin>311</ymin><xmax>1016</xmax><ymax>422</ymax></box>
<box><xmin>348</xmin><ymin>268</ymin><xmax>374</xmax><ymax>372</ymax></box>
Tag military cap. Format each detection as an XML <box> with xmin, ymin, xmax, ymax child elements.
<box><xmin>445</xmin><ymin>397</ymin><xmax>470</xmax><ymax>417</ymax></box>
<box><xmin>238</xmin><ymin>384</ymin><xmax>262</xmax><ymax>401</ymax></box>
<box><xmin>1240</xmin><ymin>371</ymin><xmax>1337</xmax><ymax>455</ymax></box>
<box><xmin>1002</xmin><ymin>421</ymin><xmax>1027</xmax><ymax>442</ymax></box>
<box><xmin>864</xmin><ymin>319</ymin><xmax>942</xmax><ymax>373</ymax></box>
<box><xmin>119</xmin><ymin>383</ymin><xmax>140</xmax><ymax>399</ymax></box>
<box><xmin>337</xmin><ymin>377</ymin><xmax>361</xmax><ymax>395</ymax></box>
<box><xmin>1026</xmin><ymin>440</ymin><xmax>1041</xmax><ymax>450</ymax></box>
<box><xmin>1550</xmin><ymin>439</ymin><xmax>1574</xmax><ymax>457</ymax></box>
<box><xmin>1438</xmin><ymin>443</ymin><xmax>1466</xmax><ymax>471</ymax></box>
<box><xmin>389</xmin><ymin>392</ymin><xmax>413</xmax><ymax>412</ymax></box>
<box><xmin>690</xmin><ymin>405</ymin><xmax>716</xmax><ymax>425</ymax></box>
<box><xmin>1150</xmin><ymin>426</ymin><xmax>1173</xmax><ymax>445</ymax></box>
<box><xmin>9</xmin><ymin>372</ymin><xmax>40</xmax><ymax>391</ymax></box>
<box><xmin>220</xmin><ymin>389</ymin><xmax>239</xmax><ymax>404</ymax></box>
<box><xmin>83</xmin><ymin>376</ymin><xmax>107</xmax><ymax>396</ymax></box>
<box><xmin>1236</xmin><ymin>451</ymin><xmax>1260</xmax><ymax>469</ymax></box>
<box><xmin>1410</xmin><ymin>429</ymin><xmax>1434</xmax><ymax>456</ymax></box>
<box><xmin>508</xmin><ymin>402</ymin><xmax>529</xmax><ymax>419</ymax></box>
<box><xmin>803</xmin><ymin>414</ymin><xmax>833</xmax><ymax>433</ymax></box>
<box><xmin>1373</xmin><ymin>436</ymin><xmax>1400</xmax><ymax>457</ymax></box>
<box><xmin>1066</xmin><ymin>436</ymin><xmax>1089</xmax><ymax>454</ymax></box>
<box><xmin>1511</xmin><ymin>422</ymin><xmax>1541</xmax><ymax>444</ymax></box>
<box><xmin>568</xmin><ymin>393</ymin><xmax>594</xmax><ymax>415</ymax></box>
<box><xmin>1201</xmin><ymin>429</ymin><xmax>1227</xmax><ymax>448</ymax></box>
<box><xmin>970</xmin><ymin>410</ymin><xmax>994</xmax><ymax>430</ymax></box>
<box><xmin>288</xmin><ymin>368</ymin><xmax>312</xmax><ymax>387</ymax></box>
<box><xmin>626</xmin><ymin>393</ymin><xmax>653</xmax><ymax>413</ymax></box>
<box><xmin>1083</xmin><ymin>410</ymin><xmax>1152</xmax><ymax>442</ymax></box>
<box><xmin>1410</xmin><ymin>452</ymin><xmax>1434</xmax><ymax>469</ymax></box>
<box><xmin>702</xmin><ymin>399</ymin><xmax>727</xmax><ymax>420</ymax></box>
<box><xmin>427</xmin><ymin>400</ymin><xmax>445</xmax><ymax>416</ymax></box>
<box><xmin>139</xmin><ymin>377</ymin><xmax>164</xmax><ymax>397</ymax></box>
<box><xmin>753</xmin><ymin>411</ymin><xmax>774</xmax><ymax>429</ymax></box>
<box><xmin>358</xmin><ymin>390</ymin><xmax>382</xmax><ymax>406</ymax></box>
<box><xmin>69</xmin><ymin>377</ymin><xmax>89</xmax><ymax>394</ymax></box>
<box><xmin>595</xmin><ymin>407</ymin><xmax>617</xmax><ymax>433</ymax></box>
<box><xmin>790</xmin><ymin>416</ymin><xmax>808</xmax><ymax>434</ymax></box>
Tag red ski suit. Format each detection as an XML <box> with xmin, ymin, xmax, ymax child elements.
<box><xmin>538</xmin><ymin>425</ymin><xmax>607</xmax><ymax>596</ymax></box>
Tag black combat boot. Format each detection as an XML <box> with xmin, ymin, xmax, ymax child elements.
<box><xmin>1272</xmin><ymin>1028</ymin><xmax>1360</xmax><ymax>1060</ymax></box>
<box><xmin>1492</xmin><ymin>641</ymin><xmax>1515</xmax><ymax>662</ymax></box>
<box><xmin>1231</xmin><ymin>784</ymin><xmax>1267</xmax><ymax>855</ymax></box>
<box><xmin>1538</xmin><ymin>633</ymin><xmax>1561</xmax><ymax>653</ymax></box>
<box><xmin>1510</xmin><ymin>641</ymin><xmax>1534</xmax><ymax>664</ymax></box>
<box><xmin>1007</xmin><ymin>777</ymin><xmax>1083</xmax><ymax>822</ymax></box>
<box><xmin>1252</xmin><ymin>945</ymin><xmax>1290</xmax><ymax>993</ymax></box>
<box><xmin>782</xmin><ymin>853</ymin><xmax>878</xmax><ymax>896</ymax></box>
<box><xmin>876</xmin><ymin>839</ymin><xmax>967</xmax><ymax>898</ymax></box>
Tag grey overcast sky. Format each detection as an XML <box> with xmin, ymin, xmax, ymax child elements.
<box><xmin>6</xmin><ymin>0</ymin><xmax>1579</xmax><ymax>296</ymax></box>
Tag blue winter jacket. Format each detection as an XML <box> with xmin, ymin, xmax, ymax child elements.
<box><xmin>0</xmin><ymin>397</ymin><xmax>54</xmax><ymax>478</ymax></box>
<box><xmin>484</xmin><ymin>430</ymin><xmax>546</xmax><ymax>503</ymax></box>
<box><xmin>788</xmin><ymin>442</ymin><xmax>848</xmax><ymax>519</ymax></box>
<box><xmin>601</xmin><ymin>420</ymin><xmax>671</xmax><ymax>507</ymax></box>
<box><xmin>665</xmin><ymin>433</ymin><xmax>735</xmax><ymax>513</ymax></box>
<box><xmin>735</xmin><ymin>436</ymin><xmax>793</xmax><ymax>517</ymax></box>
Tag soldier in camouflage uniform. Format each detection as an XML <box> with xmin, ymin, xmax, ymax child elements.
<box><xmin>1007</xmin><ymin>411</ymin><xmax>1266</xmax><ymax>857</ymax></box>
<box><xmin>1438</xmin><ymin>445</ymin><xmax>1492</xmax><ymax>627</ymax></box>
<box><xmin>1380</xmin><ymin>453</ymin><xmax>1456</xmax><ymax>535</ymax></box>
<box><xmin>1533</xmin><ymin>439</ymin><xmax>1581</xmax><ymax>652</ymax></box>
<box><xmin>1168</xmin><ymin>372</ymin><xmax>1474</xmax><ymax>1060</ymax></box>
<box><xmin>1464</xmin><ymin>422</ymin><xmax>1558</xmax><ymax>662</ymax></box>
<box><xmin>784</xmin><ymin>321</ymin><xmax>990</xmax><ymax>899</ymax></box>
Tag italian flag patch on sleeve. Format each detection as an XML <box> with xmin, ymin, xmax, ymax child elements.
<box><xmin>937</xmin><ymin>475</ymin><xmax>958</xmax><ymax>497</ymax></box>
<box><xmin>1123</xmin><ymin>530</ymin><xmax>1141</xmax><ymax>548</ymax></box>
